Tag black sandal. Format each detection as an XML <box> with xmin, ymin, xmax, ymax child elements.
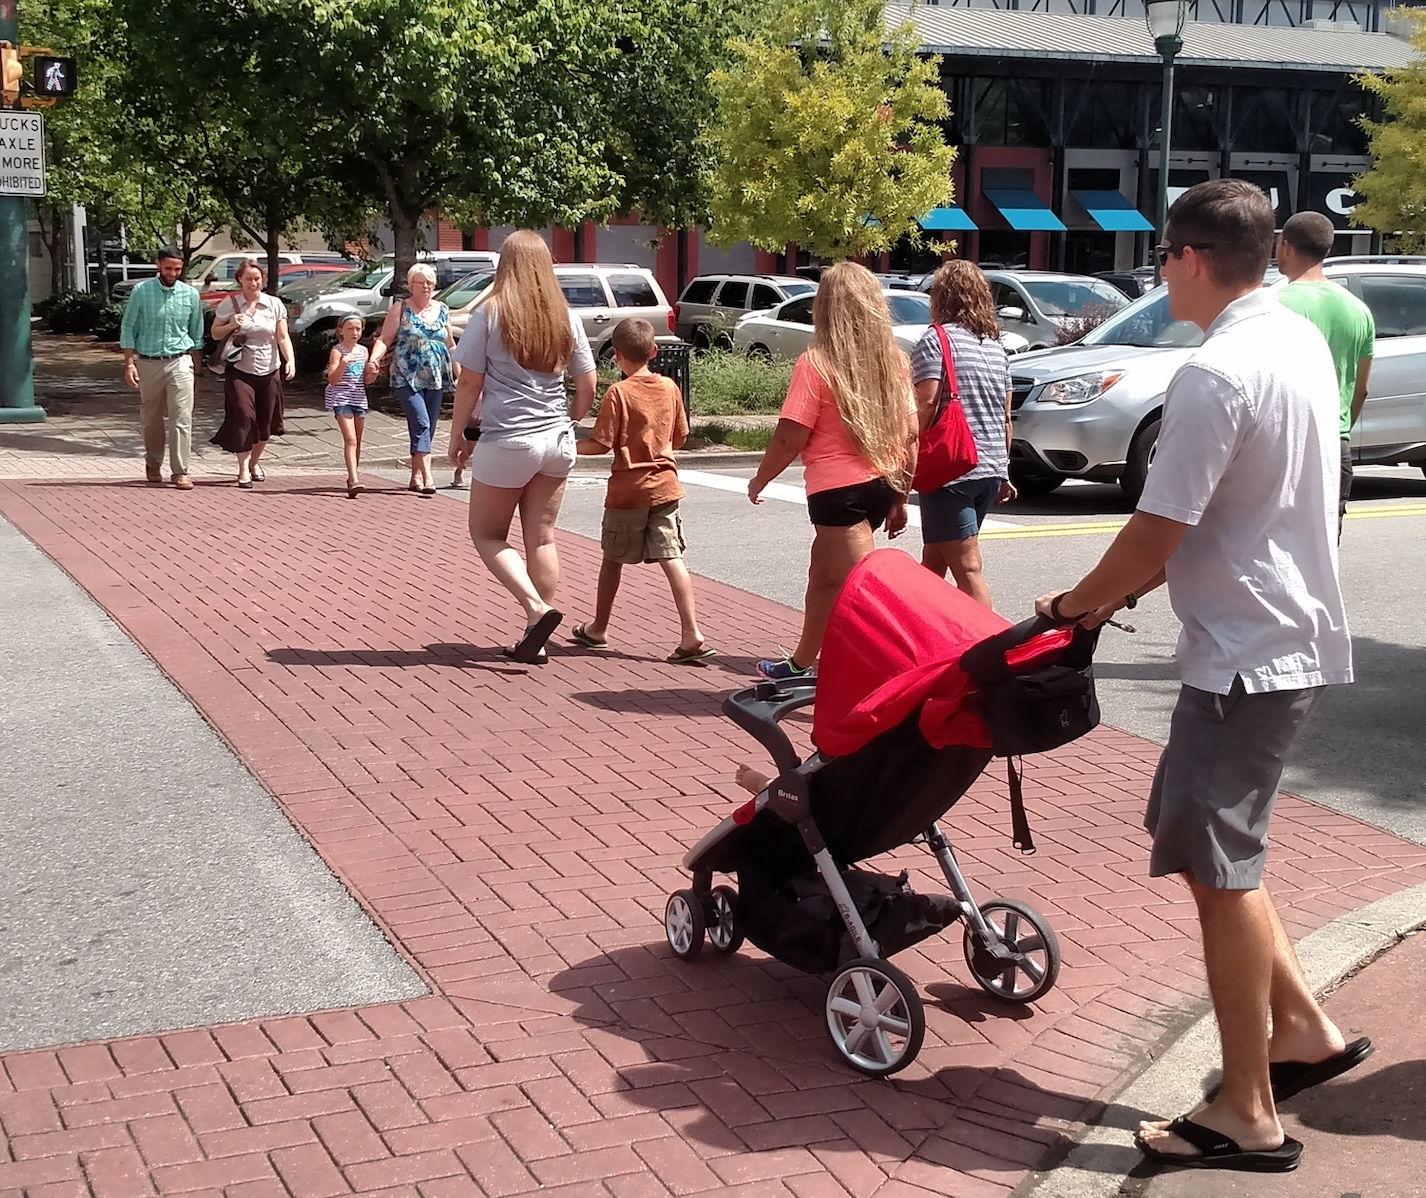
<box><xmin>1136</xmin><ymin>1116</ymin><xmax>1302</xmax><ymax>1173</ymax></box>
<box><xmin>504</xmin><ymin>610</ymin><xmax>562</xmax><ymax>664</ymax></box>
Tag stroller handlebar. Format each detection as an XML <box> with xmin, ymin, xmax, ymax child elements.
<box><xmin>959</xmin><ymin>613</ymin><xmax>1083</xmax><ymax>682</ymax></box>
<box><xmin>722</xmin><ymin>680</ymin><xmax>818</xmax><ymax>774</ymax></box>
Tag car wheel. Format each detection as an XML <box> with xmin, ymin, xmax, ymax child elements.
<box><xmin>596</xmin><ymin>341</ymin><xmax>616</xmax><ymax>363</ymax></box>
<box><xmin>691</xmin><ymin>326</ymin><xmax>712</xmax><ymax>351</ymax></box>
<box><xmin>1008</xmin><ymin>464</ymin><xmax>1065</xmax><ymax>496</ymax></box>
<box><xmin>746</xmin><ymin>344</ymin><xmax>772</xmax><ymax>361</ymax></box>
<box><xmin>1120</xmin><ymin>416</ymin><xmax>1161</xmax><ymax>504</ymax></box>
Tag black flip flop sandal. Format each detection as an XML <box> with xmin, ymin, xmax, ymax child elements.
<box><xmin>505</xmin><ymin>609</ymin><xmax>562</xmax><ymax>664</ymax></box>
<box><xmin>1136</xmin><ymin>1116</ymin><xmax>1302</xmax><ymax>1173</ymax></box>
<box><xmin>1270</xmin><ymin>1037</ymin><xmax>1373</xmax><ymax>1103</ymax></box>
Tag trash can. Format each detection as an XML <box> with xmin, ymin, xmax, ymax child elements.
<box><xmin>651</xmin><ymin>341</ymin><xmax>693</xmax><ymax>417</ymax></box>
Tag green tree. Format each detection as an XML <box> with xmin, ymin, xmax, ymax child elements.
<box><xmin>291</xmin><ymin>0</ymin><xmax>641</xmax><ymax>293</ymax></box>
<box><xmin>706</xmin><ymin>0</ymin><xmax>955</xmax><ymax>261</ymax></box>
<box><xmin>1355</xmin><ymin>11</ymin><xmax>1426</xmax><ymax>250</ymax></box>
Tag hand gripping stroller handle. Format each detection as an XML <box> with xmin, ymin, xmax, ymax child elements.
<box><xmin>959</xmin><ymin>614</ymin><xmax>1060</xmax><ymax>683</ymax></box>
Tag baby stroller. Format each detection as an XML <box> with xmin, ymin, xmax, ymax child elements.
<box><xmin>663</xmin><ymin>550</ymin><xmax>1100</xmax><ymax>1076</ymax></box>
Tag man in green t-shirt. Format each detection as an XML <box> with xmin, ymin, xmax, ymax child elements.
<box><xmin>1277</xmin><ymin>211</ymin><xmax>1375</xmax><ymax>533</ymax></box>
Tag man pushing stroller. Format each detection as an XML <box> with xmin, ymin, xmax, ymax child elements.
<box><xmin>1036</xmin><ymin>180</ymin><xmax>1361</xmax><ymax>1174</ymax></box>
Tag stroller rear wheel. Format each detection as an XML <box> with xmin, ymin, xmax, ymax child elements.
<box><xmin>824</xmin><ymin>957</ymin><xmax>926</xmax><ymax>1077</ymax></box>
<box><xmin>707</xmin><ymin>886</ymin><xmax>744</xmax><ymax>954</ymax></box>
<box><xmin>665</xmin><ymin>890</ymin><xmax>706</xmax><ymax>960</ymax></box>
<box><xmin>964</xmin><ymin>898</ymin><xmax>1061</xmax><ymax>1004</ymax></box>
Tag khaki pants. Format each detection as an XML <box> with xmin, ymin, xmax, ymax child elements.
<box><xmin>137</xmin><ymin>356</ymin><xmax>195</xmax><ymax>478</ymax></box>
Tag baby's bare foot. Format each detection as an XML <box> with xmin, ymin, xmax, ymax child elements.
<box><xmin>734</xmin><ymin>764</ymin><xmax>772</xmax><ymax>795</ymax></box>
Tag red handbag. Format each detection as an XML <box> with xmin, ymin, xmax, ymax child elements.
<box><xmin>911</xmin><ymin>324</ymin><xmax>978</xmax><ymax>494</ymax></box>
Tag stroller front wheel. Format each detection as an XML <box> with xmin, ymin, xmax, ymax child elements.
<box><xmin>707</xmin><ymin>886</ymin><xmax>745</xmax><ymax>954</ymax></box>
<box><xmin>964</xmin><ymin>898</ymin><xmax>1061</xmax><ymax>1004</ymax></box>
<box><xmin>824</xmin><ymin>957</ymin><xmax>926</xmax><ymax>1077</ymax></box>
<box><xmin>665</xmin><ymin>890</ymin><xmax>706</xmax><ymax>960</ymax></box>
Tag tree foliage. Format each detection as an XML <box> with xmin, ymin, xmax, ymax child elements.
<box><xmin>706</xmin><ymin>0</ymin><xmax>955</xmax><ymax>260</ymax></box>
<box><xmin>1354</xmin><ymin>11</ymin><xmax>1426</xmax><ymax>249</ymax></box>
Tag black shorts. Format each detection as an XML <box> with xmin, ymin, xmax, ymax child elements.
<box><xmin>806</xmin><ymin>477</ymin><xmax>898</xmax><ymax>530</ymax></box>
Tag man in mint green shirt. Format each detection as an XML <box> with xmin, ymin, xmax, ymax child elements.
<box><xmin>1276</xmin><ymin>211</ymin><xmax>1374</xmax><ymax>532</ymax></box>
<box><xmin>119</xmin><ymin>246</ymin><xmax>205</xmax><ymax>490</ymax></box>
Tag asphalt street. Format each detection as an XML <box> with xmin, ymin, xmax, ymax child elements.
<box><xmin>0</xmin><ymin>518</ymin><xmax>425</xmax><ymax>1054</ymax></box>
<box><xmin>545</xmin><ymin>459</ymin><xmax>1426</xmax><ymax>847</ymax></box>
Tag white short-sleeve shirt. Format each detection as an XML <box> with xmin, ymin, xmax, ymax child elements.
<box><xmin>1138</xmin><ymin>289</ymin><xmax>1353</xmax><ymax>694</ymax></box>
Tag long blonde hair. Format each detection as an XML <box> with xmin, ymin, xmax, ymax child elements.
<box><xmin>482</xmin><ymin>230</ymin><xmax>574</xmax><ymax>373</ymax></box>
<box><xmin>809</xmin><ymin>262</ymin><xmax>913</xmax><ymax>489</ymax></box>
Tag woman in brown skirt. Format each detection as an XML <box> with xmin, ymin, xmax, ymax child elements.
<box><xmin>210</xmin><ymin>258</ymin><xmax>296</xmax><ymax>487</ymax></box>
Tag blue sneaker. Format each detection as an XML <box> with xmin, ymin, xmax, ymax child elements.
<box><xmin>757</xmin><ymin>655</ymin><xmax>816</xmax><ymax>682</ymax></box>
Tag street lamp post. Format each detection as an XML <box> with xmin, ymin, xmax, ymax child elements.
<box><xmin>1146</xmin><ymin>0</ymin><xmax>1189</xmax><ymax>284</ymax></box>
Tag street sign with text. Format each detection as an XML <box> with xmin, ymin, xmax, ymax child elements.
<box><xmin>0</xmin><ymin>110</ymin><xmax>44</xmax><ymax>197</ymax></box>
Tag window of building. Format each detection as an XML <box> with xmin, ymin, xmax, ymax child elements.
<box><xmin>1230</xmin><ymin>88</ymin><xmax>1298</xmax><ymax>155</ymax></box>
<box><xmin>973</xmin><ymin>77</ymin><xmax>1051</xmax><ymax>147</ymax></box>
<box><xmin>1166</xmin><ymin>86</ymin><xmax>1222</xmax><ymax>153</ymax></box>
<box><xmin>980</xmin><ymin>233</ymin><xmax>1032</xmax><ymax>269</ymax></box>
<box><xmin>1310</xmin><ymin>86</ymin><xmax>1373</xmax><ymax>155</ymax></box>
<box><xmin>1064</xmin><ymin>232</ymin><xmax>1118</xmax><ymax>276</ymax></box>
<box><xmin>608</xmin><ymin>273</ymin><xmax>658</xmax><ymax>307</ymax></box>
<box><xmin>1066</xmin><ymin>82</ymin><xmax>1138</xmax><ymax>150</ymax></box>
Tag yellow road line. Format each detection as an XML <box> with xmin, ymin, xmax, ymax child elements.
<box><xmin>980</xmin><ymin>504</ymin><xmax>1426</xmax><ymax>540</ymax></box>
<box><xmin>1345</xmin><ymin>504</ymin><xmax>1426</xmax><ymax>520</ymax></box>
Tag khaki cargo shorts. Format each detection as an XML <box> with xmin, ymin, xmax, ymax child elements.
<box><xmin>601</xmin><ymin>501</ymin><xmax>685</xmax><ymax>565</ymax></box>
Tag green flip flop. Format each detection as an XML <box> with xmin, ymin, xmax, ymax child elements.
<box><xmin>667</xmin><ymin>645</ymin><xmax>718</xmax><ymax>664</ymax></box>
<box><xmin>571</xmin><ymin>623</ymin><xmax>609</xmax><ymax>649</ymax></box>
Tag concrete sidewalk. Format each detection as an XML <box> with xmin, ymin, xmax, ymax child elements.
<box><xmin>0</xmin><ymin>471</ymin><xmax>1423</xmax><ymax>1198</ymax></box>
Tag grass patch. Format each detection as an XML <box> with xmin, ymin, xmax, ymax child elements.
<box><xmin>693</xmin><ymin>422</ymin><xmax>775</xmax><ymax>452</ymax></box>
<box><xmin>688</xmin><ymin>349</ymin><xmax>791</xmax><ymax>416</ymax></box>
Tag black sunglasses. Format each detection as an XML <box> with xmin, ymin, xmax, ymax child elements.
<box><xmin>1155</xmin><ymin>242</ymin><xmax>1216</xmax><ymax>267</ymax></box>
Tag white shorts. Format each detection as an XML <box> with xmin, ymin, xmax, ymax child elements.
<box><xmin>471</xmin><ymin>425</ymin><xmax>576</xmax><ymax>489</ymax></box>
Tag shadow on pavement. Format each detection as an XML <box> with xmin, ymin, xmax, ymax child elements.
<box><xmin>267</xmin><ymin>642</ymin><xmax>526</xmax><ymax>675</ymax></box>
<box><xmin>1292</xmin><ymin>1059</ymin><xmax>1426</xmax><ymax>1141</ymax></box>
<box><xmin>546</xmin><ymin>941</ymin><xmax>1159</xmax><ymax>1181</ymax></box>
<box><xmin>1289</xmin><ymin>635</ymin><xmax>1426</xmax><ymax>820</ymax></box>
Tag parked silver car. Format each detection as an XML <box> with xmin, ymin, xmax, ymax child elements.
<box><xmin>674</xmin><ymin>274</ymin><xmax>816</xmax><ymax>347</ymax></box>
<box><xmin>731</xmin><ymin>290</ymin><xmax>1030</xmax><ymax>359</ymax></box>
<box><xmin>283</xmin><ymin>252</ymin><xmax>499</xmax><ymax>337</ymax></box>
<box><xmin>1007</xmin><ymin>260</ymin><xmax>1426</xmax><ymax>501</ymax></box>
<box><xmin>984</xmin><ymin>270</ymin><xmax>1131</xmax><ymax>351</ymax></box>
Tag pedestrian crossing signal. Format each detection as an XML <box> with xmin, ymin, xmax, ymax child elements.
<box><xmin>33</xmin><ymin>56</ymin><xmax>76</xmax><ymax>97</ymax></box>
<box><xmin>0</xmin><ymin>43</ymin><xmax>21</xmax><ymax>106</ymax></box>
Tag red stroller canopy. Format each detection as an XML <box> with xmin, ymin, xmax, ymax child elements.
<box><xmin>813</xmin><ymin>550</ymin><xmax>1039</xmax><ymax>757</ymax></box>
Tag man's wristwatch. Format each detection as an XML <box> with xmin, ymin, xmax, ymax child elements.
<box><xmin>463</xmin><ymin>425</ymin><xmax>481</xmax><ymax>442</ymax></box>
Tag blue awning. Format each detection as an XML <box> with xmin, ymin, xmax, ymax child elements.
<box><xmin>918</xmin><ymin>205</ymin><xmax>977</xmax><ymax>231</ymax></box>
<box><xmin>1071</xmin><ymin>190</ymin><xmax>1155</xmax><ymax>232</ymax></box>
<box><xmin>983</xmin><ymin>188</ymin><xmax>1066</xmax><ymax>232</ymax></box>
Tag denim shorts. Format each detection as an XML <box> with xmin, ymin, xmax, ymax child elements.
<box><xmin>920</xmin><ymin>476</ymin><xmax>1001</xmax><ymax>543</ymax></box>
<box><xmin>330</xmin><ymin>405</ymin><xmax>367</xmax><ymax>418</ymax></box>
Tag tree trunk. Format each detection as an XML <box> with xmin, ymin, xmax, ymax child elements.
<box><xmin>266</xmin><ymin>205</ymin><xmax>282</xmax><ymax>296</ymax></box>
<box><xmin>390</xmin><ymin>202</ymin><xmax>418</xmax><ymax>301</ymax></box>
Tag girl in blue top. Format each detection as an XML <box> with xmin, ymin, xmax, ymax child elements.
<box><xmin>325</xmin><ymin>313</ymin><xmax>369</xmax><ymax>499</ymax></box>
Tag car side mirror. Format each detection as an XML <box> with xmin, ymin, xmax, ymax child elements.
<box><xmin>997</xmin><ymin>306</ymin><xmax>1027</xmax><ymax>322</ymax></box>
<box><xmin>379</xmin><ymin>284</ymin><xmax>394</xmax><ymax>297</ymax></box>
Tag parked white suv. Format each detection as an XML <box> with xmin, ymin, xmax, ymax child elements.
<box><xmin>1006</xmin><ymin>259</ymin><xmax>1426</xmax><ymax>500</ymax></box>
<box><xmin>440</xmin><ymin>263</ymin><xmax>676</xmax><ymax>358</ymax></box>
<box><xmin>674</xmin><ymin>274</ymin><xmax>816</xmax><ymax>348</ymax></box>
<box><xmin>283</xmin><ymin>252</ymin><xmax>498</xmax><ymax>338</ymax></box>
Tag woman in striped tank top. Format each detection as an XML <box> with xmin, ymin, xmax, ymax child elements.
<box><xmin>325</xmin><ymin>313</ymin><xmax>370</xmax><ymax>498</ymax></box>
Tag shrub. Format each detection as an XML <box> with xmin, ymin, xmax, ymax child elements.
<box><xmin>1055</xmin><ymin>302</ymin><xmax>1118</xmax><ymax>346</ymax></box>
<box><xmin>91</xmin><ymin>303</ymin><xmax>125</xmax><ymax>342</ymax></box>
<box><xmin>693</xmin><ymin>421</ymin><xmax>776</xmax><ymax>451</ymax></box>
<box><xmin>43</xmin><ymin>290</ymin><xmax>107</xmax><ymax>334</ymax></box>
<box><xmin>688</xmin><ymin>349</ymin><xmax>792</xmax><ymax>416</ymax></box>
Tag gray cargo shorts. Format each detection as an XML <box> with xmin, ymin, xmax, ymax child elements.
<box><xmin>1145</xmin><ymin>677</ymin><xmax>1325</xmax><ymax>889</ymax></box>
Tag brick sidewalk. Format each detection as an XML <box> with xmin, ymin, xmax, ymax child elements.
<box><xmin>3</xmin><ymin>476</ymin><xmax>1425</xmax><ymax>1198</ymax></box>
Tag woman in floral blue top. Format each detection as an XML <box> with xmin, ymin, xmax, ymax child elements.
<box><xmin>367</xmin><ymin>263</ymin><xmax>460</xmax><ymax>496</ymax></box>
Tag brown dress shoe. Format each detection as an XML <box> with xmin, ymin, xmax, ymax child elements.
<box><xmin>172</xmin><ymin>475</ymin><xmax>194</xmax><ymax>491</ymax></box>
<box><xmin>146</xmin><ymin>468</ymin><xmax>163</xmax><ymax>484</ymax></box>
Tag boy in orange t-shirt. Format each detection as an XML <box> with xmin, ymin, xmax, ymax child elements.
<box><xmin>571</xmin><ymin>319</ymin><xmax>716</xmax><ymax>663</ymax></box>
